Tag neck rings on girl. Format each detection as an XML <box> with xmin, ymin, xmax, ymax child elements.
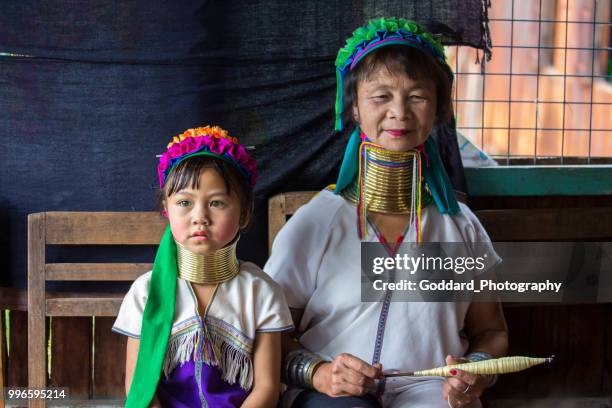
<box><xmin>176</xmin><ymin>238</ymin><xmax>240</xmax><ymax>284</ymax></box>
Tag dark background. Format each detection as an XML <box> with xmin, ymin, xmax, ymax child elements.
<box><xmin>0</xmin><ymin>0</ymin><xmax>490</xmax><ymax>287</ymax></box>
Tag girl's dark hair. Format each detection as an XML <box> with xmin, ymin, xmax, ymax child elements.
<box><xmin>342</xmin><ymin>45</ymin><xmax>453</xmax><ymax>127</ymax></box>
<box><xmin>158</xmin><ymin>155</ymin><xmax>254</xmax><ymax>228</ymax></box>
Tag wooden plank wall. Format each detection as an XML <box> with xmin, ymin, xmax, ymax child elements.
<box><xmin>3</xmin><ymin>288</ymin><xmax>28</xmax><ymax>389</ymax></box>
<box><xmin>472</xmin><ymin>195</ymin><xmax>612</xmax><ymax>398</ymax></box>
<box><xmin>3</xmin><ymin>307</ymin><xmax>126</xmax><ymax>400</ymax></box>
<box><xmin>4</xmin><ymin>310</ymin><xmax>611</xmax><ymax>396</ymax></box>
<box><xmin>94</xmin><ymin>317</ymin><xmax>126</xmax><ymax>397</ymax></box>
<box><xmin>488</xmin><ymin>304</ymin><xmax>612</xmax><ymax>398</ymax></box>
<box><xmin>50</xmin><ymin>317</ymin><xmax>92</xmax><ymax>395</ymax></box>
<box><xmin>5</xmin><ymin>299</ymin><xmax>610</xmax><ymax>399</ymax></box>
<box><xmin>605</xmin><ymin>309</ymin><xmax>612</xmax><ymax>395</ymax></box>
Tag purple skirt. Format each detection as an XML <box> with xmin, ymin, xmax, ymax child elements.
<box><xmin>157</xmin><ymin>360</ymin><xmax>249</xmax><ymax>407</ymax></box>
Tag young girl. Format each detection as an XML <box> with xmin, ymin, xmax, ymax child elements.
<box><xmin>113</xmin><ymin>126</ymin><xmax>294</xmax><ymax>408</ymax></box>
<box><xmin>265</xmin><ymin>18</ymin><xmax>508</xmax><ymax>408</ymax></box>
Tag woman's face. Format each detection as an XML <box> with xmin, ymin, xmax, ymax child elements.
<box><xmin>352</xmin><ymin>66</ymin><xmax>437</xmax><ymax>151</ymax></box>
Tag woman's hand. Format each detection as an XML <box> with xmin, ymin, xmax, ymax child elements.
<box><xmin>312</xmin><ymin>353</ymin><xmax>382</xmax><ymax>397</ymax></box>
<box><xmin>442</xmin><ymin>355</ymin><xmax>489</xmax><ymax>408</ymax></box>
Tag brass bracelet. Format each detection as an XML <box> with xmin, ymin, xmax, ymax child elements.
<box><xmin>283</xmin><ymin>350</ymin><xmax>326</xmax><ymax>389</ymax></box>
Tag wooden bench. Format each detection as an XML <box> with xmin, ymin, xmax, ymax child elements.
<box><xmin>26</xmin><ymin>211</ymin><xmax>167</xmax><ymax>407</ymax></box>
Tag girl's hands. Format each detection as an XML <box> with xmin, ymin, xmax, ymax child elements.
<box><xmin>442</xmin><ymin>355</ymin><xmax>489</xmax><ymax>408</ymax></box>
<box><xmin>312</xmin><ymin>353</ymin><xmax>383</xmax><ymax>397</ymax></box>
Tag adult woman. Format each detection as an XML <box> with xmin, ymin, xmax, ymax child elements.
<box><xmin>265</xmin><ymin>18</ymin><xmax>508</xmax><ymax>408</ymax></box>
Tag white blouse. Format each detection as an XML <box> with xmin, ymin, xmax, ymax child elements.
<box><xmin>113</xmin><ymin>261</ymin><xmax>294</xmax><ymax>389</ymax></box>
<box><xmin>265</xmin><ymin>189</ymin><xmax>500</xmax><ymax>402</ymax></box>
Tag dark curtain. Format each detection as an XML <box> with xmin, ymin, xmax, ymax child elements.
<box><xmin>0</xmin><ymin>0</ymin><xmax>491</xmax><ymax>287</ymax></box>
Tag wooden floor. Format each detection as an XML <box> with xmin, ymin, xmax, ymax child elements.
<box><xmin>6</xmin><ymin>400</ymin><xmax>125</xmax><ymax>408</ymax></box>
<box><xmin>488</xmin><ymin>397</ymin><xmax>612</xmax><ymax>408</ymax></box>
<box><xmin>3</xmin><ymin>397</ymin><xmax>610</xmax><ymax>408</ymax></box>
<box><xmin>3</xmin><ymin>401</ymin><xmax>123</xmax><ymax>408</ymax></box>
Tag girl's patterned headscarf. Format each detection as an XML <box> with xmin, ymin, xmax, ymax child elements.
<box><xmin>333</xmin><ymin>17</ymin><xmax>460</xmax><ymax>216</ymax></box>
<box><xmin>127</xmin><ymin>126</ymin><xmax>256</xmax><ymax>408</ymax></box>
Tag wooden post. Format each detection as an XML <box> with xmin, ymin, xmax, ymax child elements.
<box><xmin>268</xmin><ymin>194</ymin><xmax>286</xmax><ymax>252</ymax></box>
<box><xmin>28</xmin><ymin>213</ymin><xmax>46</xmax><ymax>408</ymax></box>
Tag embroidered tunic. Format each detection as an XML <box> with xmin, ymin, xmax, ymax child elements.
<box><xmin>113</xmin><ymin>261</ymin><xmax>294</xmax><ymax>407</ymax></box>
<box><xmin>264</xmin><ymin>189</ymin><xmax>500</xmax><ymax>407</ymax></box>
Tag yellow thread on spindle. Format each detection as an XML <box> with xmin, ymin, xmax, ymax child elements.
<box><xmin>413</xmin><ymin>356</ymin><xmax>553</xmax><ymax>377</ymax></box>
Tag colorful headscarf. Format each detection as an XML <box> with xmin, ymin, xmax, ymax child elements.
<box><xmin>333</xmin><ymin>17</ymin><xmax>460</xmax><ymax>216</ymax></box>
<box><xmin>127</xmin><ymin>126</ymin><xmax>256</xmax><ymax>408</ymax></box>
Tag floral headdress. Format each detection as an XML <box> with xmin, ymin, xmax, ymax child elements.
<box><xmin>334</xmin><ymin>17</ymin><xmax>451</xmax><ymax>132</ymax></box>
<box><xmin>158</xmin><ymin>125</ymin><xmax>257</xmax><ymax>188</ymax></box>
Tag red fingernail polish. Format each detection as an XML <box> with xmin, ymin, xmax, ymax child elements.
<box><xmin>450</xmin><ymin>369</ymin><xmax>458</xmax><ymax>376</ymax></box>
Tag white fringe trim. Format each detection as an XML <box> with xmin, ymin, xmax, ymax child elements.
<box><xmin>163</xmin><ymin>328</ymin><xmax>253</xmax><ymax>390</ymax></box>
<box><xmin>164</xmin><ymin>329</ymin><xmax>198</xmax><ymax>376</ymax></box>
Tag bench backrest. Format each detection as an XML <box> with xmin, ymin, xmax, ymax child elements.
<box><xmin>27</xmin><ymin>211</ymin><xmax>167</xmax><ymax>406</ymax></box>
<box><xmin>267</xmin><ymin>191</ymin><xmax>318</xmax><ymax>251</ymax></box>
<box><xmin>267</xmin><ymin>192</ymin><xmax>612</xmax><ymax>244</ymax></box>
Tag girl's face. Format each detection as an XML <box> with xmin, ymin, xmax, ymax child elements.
<box><xmin>164</xmin><ymin>167</ymin><xmax>243</xmax><ymax>255</ymax></box>
<box><xmin>352</xmin><ymin>66</ymin><xmax>437</xmax><ymax>151</ymax></box>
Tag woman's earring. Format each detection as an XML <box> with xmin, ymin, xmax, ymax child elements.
<box><xmin>162</xmin><ymin>210</ymin><xmax>168</xmax><ymax>218</ymax></box>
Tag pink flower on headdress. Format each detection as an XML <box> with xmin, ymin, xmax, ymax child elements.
<box><xmin>226</xmin><ymin>144</ymin><xmax>255</xmax><ymax>175</ymax></box>
<box><xmin>215</xmin><ymin>136</ymin><xmax>233</xmax><ymax>154</ymax></box>
<box><xmin>235</xmin><ymin>145</ymin><xmax>250</xmax><ymax>164</ymax></box>
<box><xmin>158</xmin><ymin>126</ymin><xmax>257</xmax><ymax>187</ymax></box>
